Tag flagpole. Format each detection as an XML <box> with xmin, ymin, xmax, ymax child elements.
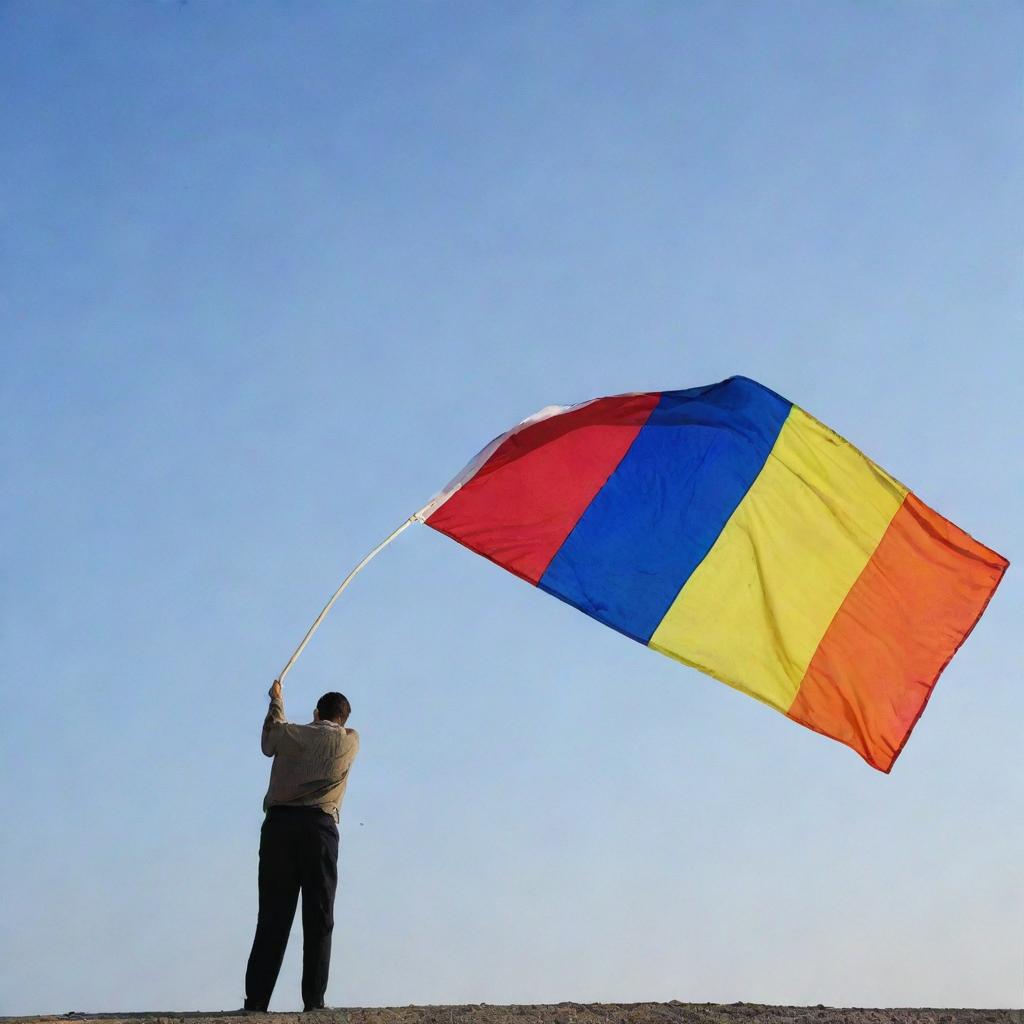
<box><xmin>277</xmin><ymin>514</ymin><xmax>419</xmax><ymax>683</ymax></box>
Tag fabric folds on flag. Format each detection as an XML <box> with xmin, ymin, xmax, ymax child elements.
<box><xmin>418</xmin><ymin>376</ymin><xmax>1008</xmax><ymax>772</ymax></box>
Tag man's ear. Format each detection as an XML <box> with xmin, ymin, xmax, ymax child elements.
<box><xmin>313</xmin><ymin>708</ymin><xmax>320</xmax><ymax>722</ymax></box>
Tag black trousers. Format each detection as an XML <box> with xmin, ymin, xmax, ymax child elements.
<box><xmin>244</xmin><ymin>806</ymin><xmax>339</xmax><ymax>1011</ymax></box>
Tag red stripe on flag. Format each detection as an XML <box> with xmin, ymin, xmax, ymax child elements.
<box><xmin>427</xmin><ymin>393</ymin><xmax>660</xmax><ymax>585</ymax></box>
<box><xmin>787</xmin><ymin>492</ymin><xmax>1009</xmax><ymax>772</ymax></box>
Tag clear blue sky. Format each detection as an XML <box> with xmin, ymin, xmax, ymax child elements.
<box><xmin>2</xmin><ymin>1</ymin><xmax>1021</xmax><ymax>1014</ymax></box>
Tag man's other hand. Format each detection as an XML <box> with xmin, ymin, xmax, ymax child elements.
<box><xmin>269</xmin><ymin>679</ymin><xmax>283</xmax><ymax>702</ymax></box>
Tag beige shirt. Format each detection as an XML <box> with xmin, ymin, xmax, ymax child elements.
<box><xmin>261</xmin><ymin>696</ymin><xmax>360</xmax><ymax>823</ymax></box>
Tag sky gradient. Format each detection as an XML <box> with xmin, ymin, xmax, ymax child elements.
<box><xmin>2</xmin><ymin>1</ymin><xmax>1022</xmax><ymax>1014</ymax></box>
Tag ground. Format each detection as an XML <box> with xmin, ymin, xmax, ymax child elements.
<box><xmin>4</xmin><ymin>1003</ymin><xmax>1019</xmax><ymax>1024</ymax></box>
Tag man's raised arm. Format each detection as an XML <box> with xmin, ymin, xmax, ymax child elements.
<box><xmin>261</xmin><ymin>679</ymin><xmax>286</xmax><ymax>757</ymax></box>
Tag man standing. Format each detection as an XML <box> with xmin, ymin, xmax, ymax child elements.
<box><xmin>243</xmin><ymin>679</ymin><xmax>360</xmax><ymax>1012</ymax></box>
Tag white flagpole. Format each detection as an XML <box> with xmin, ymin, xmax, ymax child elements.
<box><xmin>277</xmin><ymin>514</ymin><xmax>420</xmax><ymax>683</ymax></box>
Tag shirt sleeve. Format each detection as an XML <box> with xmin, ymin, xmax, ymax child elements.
<box><xmin>261</xmin><ymin>696</ymin><xmax>287</xmax><ymax>757</ymax></box>
<box><xmin>341</xmin><ymin>728</ymin><xmax>360</xmax><ymax>768</ymax></box>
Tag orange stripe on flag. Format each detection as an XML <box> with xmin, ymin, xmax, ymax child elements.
<box><xmin>787</xmin><ymin>492</ymin><xmax>1008</xmax><ymax>772</ymax></box>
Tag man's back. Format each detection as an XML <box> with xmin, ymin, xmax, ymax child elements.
<box><xmin>261</xmin><ymin>701</ymin><xmax>360</xmax><ymax>822</ymax></box>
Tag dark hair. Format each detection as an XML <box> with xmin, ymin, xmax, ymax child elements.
<box><xmin>317</xmin><ymin>691</ymin><xmax>351</xmax><ymax>725</ymax></box>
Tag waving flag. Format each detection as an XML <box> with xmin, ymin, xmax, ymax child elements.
<box><xmin>418</xmin><ymin>376</ymin><xmax>1008</xmax><ymax>772</ymax></box>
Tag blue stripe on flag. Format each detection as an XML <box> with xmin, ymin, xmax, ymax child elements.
<box><xmin>538</xmin><ymin>376</ymin><xmax>792</xmax><ymax>643</ymax></box>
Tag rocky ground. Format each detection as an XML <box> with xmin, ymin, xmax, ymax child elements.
<box><xmin>4</xmin><ymin>1003</ymin><xmax>1019</xmax><ymax>1024</ymax></box>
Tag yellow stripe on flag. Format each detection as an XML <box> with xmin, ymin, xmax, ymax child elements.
<box><xmin>649</xmin><ymin>406</ymin><xmax>908</xmax><ymax>712</ymax></box>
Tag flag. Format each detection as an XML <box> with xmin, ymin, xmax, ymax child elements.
<box><xmin>418</xmin><ymin>376</ymin><xmax>1008</xmax><ymax>772</ymax></box>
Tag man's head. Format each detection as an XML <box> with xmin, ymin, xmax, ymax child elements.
<box><xmin>314</xmin><ymin>691</ymin><xmax>351</xmax><ymax>726</ymax></box>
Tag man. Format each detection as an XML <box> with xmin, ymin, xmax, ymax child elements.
<box><xmin>243</xmin><ymin>679</ymin><xmax>360</xmax><ymax>1012</ymax></box>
